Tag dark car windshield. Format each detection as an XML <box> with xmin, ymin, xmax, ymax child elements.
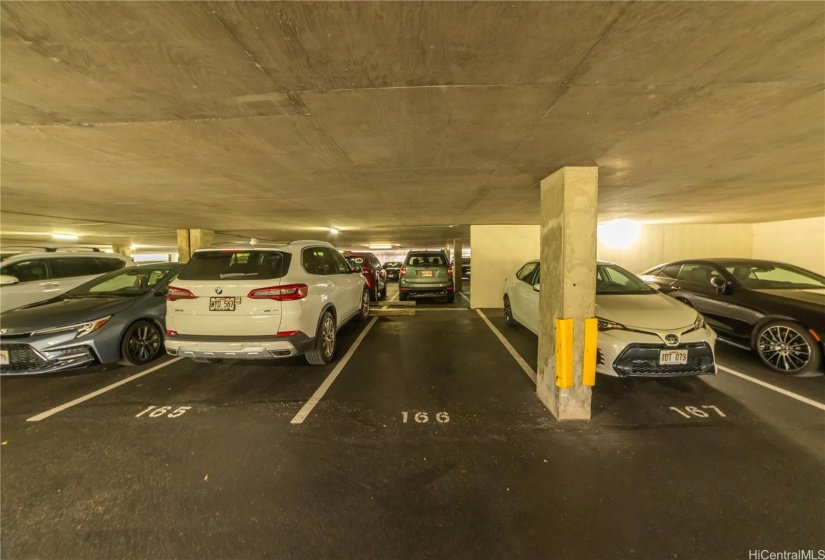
<box><xmin>178</xmin><ymin>251</ymin><xmax>290</xmax><ymax>280</ymax></box>
<box><xmin>405</xmin><ymin>253</ymin><xmax>447</xmax><ymax>266</ymax></box>
<box><xmin>597</xmin><ymin>264</ymin><xmax>657</xmax><ymax>295</ymax></box>
<box><xmin>68</xmin><ymin>267</ymin><xmax>177</xmax><ymax>297</ymax></box>
<box><xmin>721</xmin><ymin>262</ymin><xmax>825</xmax><ymax>290</ymax></box>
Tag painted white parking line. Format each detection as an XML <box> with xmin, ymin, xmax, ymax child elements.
<box><xmin>291</xmin><ymin>317</ymin><xmax>378</xmax><ymax>425</ymax></box>
<box><xmin>414</xmin><ymin>308</ymin><xmax>470</xmax><ymax>312</ymax></box>
<box><xmin>476</xmin><ymin>309</ymin><xmax>537</xmax><ymax>384</ymax></box>
<box><xmin>26</xmin><ymin>357</ymin><xmax>184</xmax><ymax>422</ymax></box>
<box><xmin>459</xmin><ymin>292</ymin><xmax>471</xmax><ymax>305</ymax></box>
<box><xmin>718</xmin><ymin>365</ymin><xmax>825</xmax><ymax>412</ymax></box>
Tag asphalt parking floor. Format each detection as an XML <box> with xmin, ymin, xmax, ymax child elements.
<box><xmin>1</xmin><ymin>282</ymin><xmax>823</xmax><ymax>559</ymax></box>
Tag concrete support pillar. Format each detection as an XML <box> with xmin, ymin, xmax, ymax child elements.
<box><xmin>177</xmin><ymin>229</ymin><xmax>214</xmax><ymax>263</ymax></box>
<box><xmin>453</xmin><ymin>238</ymin><xmax>463</xmax><ymax>293</ymax></box>
<box><xmin>112</xmin><ymin>244</ymin><xmax>132</xmax><ymax>258</ymax></box>
<box><xmin>536</xmin><ymin>167</ymin><xmax>598</xmax><ymax>421</ymax></box>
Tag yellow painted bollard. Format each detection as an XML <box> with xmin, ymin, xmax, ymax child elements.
<box><xmin>582</xmin><ymin>318</ymin><xmax>598</xmax><ymax>386</ymax></box>
<box><xmin>555</xmin><ymin>318</ymin><xmax>574</xmax><ymax>388</ymax></box>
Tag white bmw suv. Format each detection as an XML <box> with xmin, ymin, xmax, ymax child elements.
<box><xmin>164</xmin><ymin>241</ymin><xmax>369</xmax><ymax>365</ymax></box>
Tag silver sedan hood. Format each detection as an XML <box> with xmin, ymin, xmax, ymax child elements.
<box><xmin>595</xmin><ymin>293</ymin><xmax>697</xmax><ymax>331</ymax></box>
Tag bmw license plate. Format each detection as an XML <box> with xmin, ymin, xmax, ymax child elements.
<box><xmin>209</xmin><ymin>297</ymin><xmax>236</xmax><ymax>311</ymax></box>
<box><xmin>659</xmin><ymin>349</ymin><xmax>688</xmax><ymax>365</ymax></box>
<box><xmin>421</xmin><ymin>270</ymin><xmax>433</xmax><ymax>277</ymax></box>
<box><xmin>0</xmin><ymin>350</ymin><xmax>8</xmax><ymax>365</ymax></box>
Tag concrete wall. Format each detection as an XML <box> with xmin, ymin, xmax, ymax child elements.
<box><xmin>752</xmin><ymin>216</ymin><xmax>825</xmax><ymax>275</ymax></box>
<box><xmin>470</xmin><ymin>225</ymin><xmax>540</xmax><ymax>308</ymax></box>
<box><xmin>597</xmin><ymin>224</ymin><xmax>753</xmax><ymax>273</ymax></box>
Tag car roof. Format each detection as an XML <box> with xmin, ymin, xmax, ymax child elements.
<box><xmin>1</xmin><ymin>251</ymin><xmax>131</xmax><ymax>264</ymax></box>
<box><xmin>200</xmin><ymin>240</ymin><xmax>336</xmax><ymax>253</ymax></box>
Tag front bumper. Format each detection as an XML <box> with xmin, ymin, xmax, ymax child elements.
<box><xmin>597</xmin><ymin>326</ymin><xmax>717</xmax><ymax>378</ymax></box>
<box><xmin>165</xmin><ymin>332</ymin><xmax>315</xmax><ymax>360</ymax></box>
<box><xmin>0</xmin><ymin>340</ymin><xmax>96</xmax><ymax>376</ymax></box>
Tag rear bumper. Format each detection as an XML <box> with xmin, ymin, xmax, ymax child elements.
<box><xmin>165</xmin><ymin>332</ymin><xmax>315</xmax><ymax>360</ymax></box>
<box><xmin>399</xmin><ymin>280</ymin><xmax>454</xmax><ymax>294</ymax></box>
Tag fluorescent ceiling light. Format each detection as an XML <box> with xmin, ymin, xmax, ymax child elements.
<box><xmin>52</xmin><ymin>233</ymin><xmax>79</xmax><ymax>241</ymax></box>
<box><xmin>368</xmin><ymin>244</ymin><xmax>392</xmax><ymax>250</ymax></box>
<box><xmin>329</xmin><ymin>227</ymin><xmax>339</xmax><ymax>234</ymax></box>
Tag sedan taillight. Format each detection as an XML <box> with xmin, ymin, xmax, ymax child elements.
<box><xmin>400</xmin><ymin>266</ymin><xmax>406</xmax><ymax>278</ymax></box>
<box><xmin>166</xmin><ymin>286</ymin><xmax>195</xmax><ymax>301</ymax></box>
<box><xmin>248</xmin><ymin>284</ymin><xmax>308</xmax><ymax>301</ymax></box>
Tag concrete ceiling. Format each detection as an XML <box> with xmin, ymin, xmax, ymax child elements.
<box><xmin>1</xmin><ymin>1</ymin><xmax>823</xmax><ymax>249</ymax></box>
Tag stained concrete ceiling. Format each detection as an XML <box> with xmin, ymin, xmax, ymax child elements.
<box><xmin>1</xmin><ymin>1</ymin><xmax>823</xmax><ymax>249</ymax></box>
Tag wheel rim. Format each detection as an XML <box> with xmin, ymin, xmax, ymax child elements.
<box><xmin>128</xmin><ymin>324</ymin><xmax>160</xmax><ymax>363</ymax></box>
<box><xmin>321</xmin><ymin>315</ymin><xmax>336</xmax><ymax>358</ymax></box>
<box><xmin>504</xmin><ymin>298</ymin><xmax>512</xmax><ymax>321</ymax></box>
<box><xmin>361</xmin><ymin>290</ymin><xmax>370</xmax><ymax>316</ymax></box>
<box><xmin>758</xmin><ymin>325</ymin><xmax>811</xmax><ymax>372</ymax></box>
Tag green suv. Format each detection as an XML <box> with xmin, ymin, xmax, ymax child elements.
<box><xmin>399</xmin><ymin>250</ymin><xmax>455</xmax><ymax>303</ymax></box>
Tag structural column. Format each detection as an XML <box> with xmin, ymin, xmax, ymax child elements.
<box><xmin>453</xmin><ymin>238</ymin><xmax>463</xmax><ymax>293</ymax></box>
<box><xmin>536</xmin><ymin>167</ymin><xmax>598</xmax><ymax>420</ymax></box>
<box><xmin>177</xmin><ymin>229</ymin><xmax>214</xmax><ymax>263</ymax></box>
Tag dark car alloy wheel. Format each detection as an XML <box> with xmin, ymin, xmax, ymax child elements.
<box><xmin>756</xmin><ymin>321</ymin><xmax>819</xmax><ymax>375</ymax></box>
<box><xmin>358</xmin><ymin>288</ymin><xmax>370</xmax><ymax>321</ymax></box>
<box><xmin>119</xmin><ymin>320</ymin><xmax>162</xmax><ymax>366</ymax></box>
<box><xmin>504</xmin><ymin>296</ymin><xmax>518</xmax><ymax>326</ymax></box>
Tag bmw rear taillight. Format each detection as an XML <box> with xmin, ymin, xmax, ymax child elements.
<box><xmin>165</xmin><ymin>329</ymin><xmax>178</xmax><ymax>336</ymax></box>
<box><xmin>248</xmin><ymin>284</ymin><xmax>308</xmax><ymax>301</ymax></box>
<box><xmin>166</xmin><ymin>286</ymin><xmax>195</xmax><ymax>301</ymax></box>
<box><xmin>400</xmin><ymin>266</ymin><xmax>406</xmax><ymax>278</ymax></box>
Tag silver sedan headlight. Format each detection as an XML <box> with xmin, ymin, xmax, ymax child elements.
<box><xmin>32</xmin><ymin>316</ymin><xmax>112</xmax><ymax>339</ymax></box>
<box><xmin>597</xmin><ymin>317</ymin><xmax>626</xmax><ymax>331</ymax></box>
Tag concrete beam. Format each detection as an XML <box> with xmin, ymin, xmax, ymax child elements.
<box><xmin>453</xmin><ymin>238</ymin><xmax>463</xmax><ymax>293</ymax></box>
<box><xmin>536</xmin><ymin>167</ymin><xmax>598</xmax><ymax>421</ymax></box>
<box><xmin>177</xmin><ymin>229</ymin><xmax>214</xmax><ymax>263</ymax></box>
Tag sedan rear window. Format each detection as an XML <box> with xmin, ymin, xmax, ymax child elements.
<box><xmin>178</xmin><ymin>251</ymin><xmax>290</xmax><ymax>280</ymax></box>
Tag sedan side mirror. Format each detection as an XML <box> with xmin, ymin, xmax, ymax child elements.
<box><xmin>710</xmin><ymin>276</ymin><xmax>731</xmax><ymax>294</ymax></box>
<box><xmin>532</xmin><ymin>283</ymin><xmax>541</xmax><ymax>292</ymax></box>
<box><xmin>0</xmin><ymin>275</ymin><xmax>20</xmax><ymax>285</ymax></box>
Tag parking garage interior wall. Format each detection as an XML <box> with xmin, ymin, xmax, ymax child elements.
<box><xmin>470</xmin><ymin>225</ymin><xmax>540</xmax><ymax>308</ymax></box>
<box><xmin>597</xmin><ymin>223</ymin><xmax>753</xmax><ymax>273</ymax></box>
<box><xmin>752</xmin><ymin>216</ymin><xmax>825</xmax><ymax>275</ymax></box>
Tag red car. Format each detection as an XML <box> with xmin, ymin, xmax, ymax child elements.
<box><xmin>343</xmin><ymin>251</ymin><xmax>387</xmax><ymax>302</ymax></box>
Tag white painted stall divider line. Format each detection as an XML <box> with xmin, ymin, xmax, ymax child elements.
<box><xmin>26</xmin><ymin>357</ymin><xmax>184</xmax><ymax>422</ymax></box>
<box><xmin>718</xmin><ymin>365</ymin><xmax>825</xmax><ymax>412</ymax></box>
<box><xmin>291</xmin><ymin>317</ymin><xmax>378</xmax><ymax>425</ymax></box>
<box><xmin>476</xmin><ymin>309</ymin><xmax>537</xmax><ymax>384</ymax></box>
<box><xmin>414</xmin><ymin>308</ymin><xmax>471</xmax><ymax>312</ymax></box>
<box><xmin>459</xmin><ymin>292</ymin><xmax>471</xmax><ymax>305</ymax></box>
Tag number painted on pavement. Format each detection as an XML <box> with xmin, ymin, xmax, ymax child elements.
<box><xmin>135</xmin><ymin>405</ymin><xmax>192</xmax><ymax>419</ymax></box>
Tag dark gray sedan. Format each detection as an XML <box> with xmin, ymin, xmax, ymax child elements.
<box><xmin>0</xmin><ymin>263</ymin><xmax>183</xmax><ymax>375</ymax></box>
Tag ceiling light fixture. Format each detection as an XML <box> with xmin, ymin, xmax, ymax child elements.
<box><xmin>598</xmin><ymin>220</ymin><xmax>641</xmax><ymax>249</ymax></box>
<box><xmin>52</xmin><ymin>233</ymin><xmax>79</xmax><ymax>241</ymax></box>
<box><xmin>329</xmin><ymin>227</ymin><xmax>339</xmax><ymax>234</ymax></box>
<box><xmin>368</xmin><ymin>244</ymin><xmax>392</xmax><ymax>250</ymax></box>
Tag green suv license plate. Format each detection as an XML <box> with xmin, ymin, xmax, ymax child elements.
<box><xmin>209</xmin><ymin>297</ymin><xmax>236</xmax><ymax>311</ymax></box>
<box><xmin>420</xmin><ymin>270</ymin><xmax>433</xmax><ymax>277</ymax></box>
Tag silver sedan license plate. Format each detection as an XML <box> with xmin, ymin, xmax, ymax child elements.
<box><xmin>659</xmin><ymin>349</ymin><xmax>688</xmax><ymax>365</ymax></box>
<box><xmin>209</xmin><ymin>297</ymin><xmax>236</xmax><ymax>311</ymax></box>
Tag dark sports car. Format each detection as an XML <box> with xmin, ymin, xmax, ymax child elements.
<box><xmin>641</xmin><ymin>258</ymin><xmax>825</xmax><ymax>375</ymax></box>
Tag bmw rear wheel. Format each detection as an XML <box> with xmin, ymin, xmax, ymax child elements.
<box><xmin>755</xmin><ymin>321</ymin><xmax>821</xmax><ymax>375</ymax></box>
<box><xmin>119</xmin><ymin>320</ymin><xmax>162</xmax><ymax>366</ymax></box>
<box><xmin>356</xmin><ymin>288</ymin><xmax>370</xmax><ymax>321</ymax></box>
<box><xmin>307</xmin><ymin>311</ymin><xmax>336</xmax><ymax>365</ymax></box>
